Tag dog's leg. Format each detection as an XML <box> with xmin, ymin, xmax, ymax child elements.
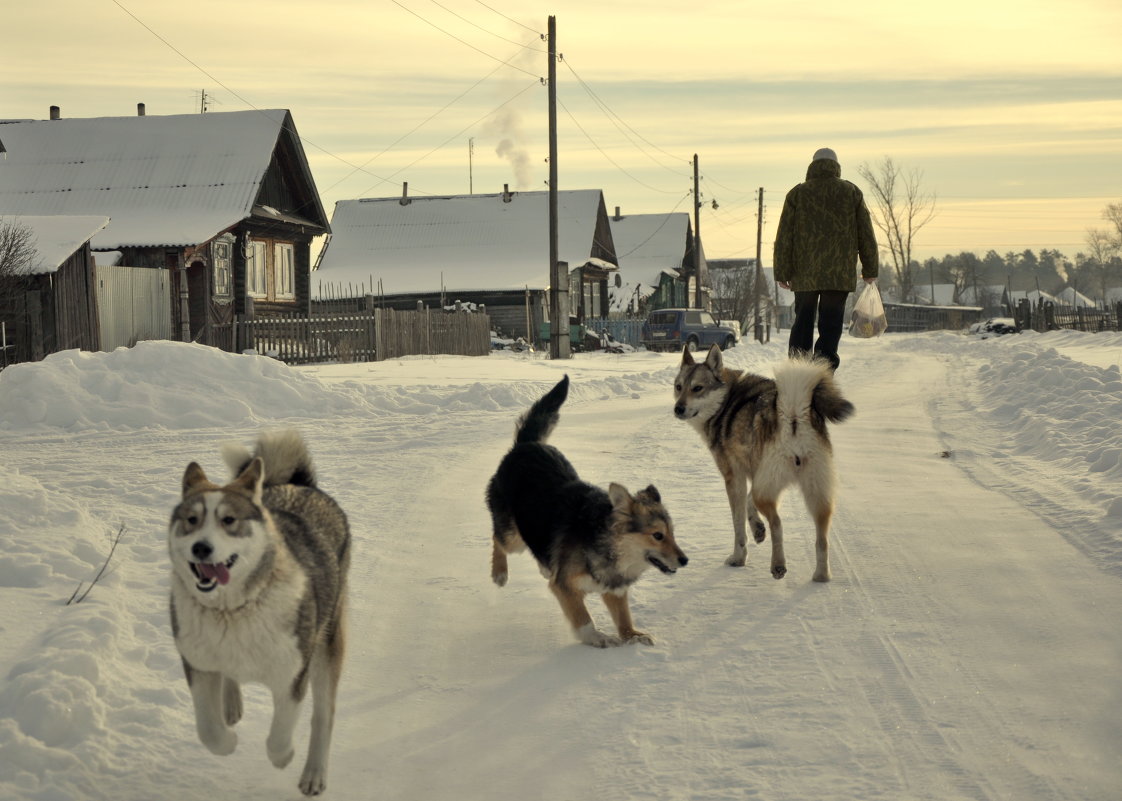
<box><xmin>265</xmin><ymin>676</ymin><xmax>305</xmax><ymax>772</ymax></box>
<box><xmin>800</xmin><ymin>463</ymin><xmax>835</xmax><ymax>582</ymax></box>
<box><xmin>601</xmin><ymin>591</ymin><xmax>653</xmax><ymax>645</ymax></box>
<box><xmin>754</xmin><ymin>496</ymin><xmax>786</xmax><ymax>580</ymax></box>
<box><xmin>811</xmin><ymin>503</ymin><xmax>833</xmax><ymax>582</ymax></box>
<box><xmin>491</xmin><ymin>537</ymin><xmax>510</xmax><ymax>587</ymax></box>
<box><xmin>720</xmin><ymin>464</ymin><xmax>753</xmax><ymax>566</ymax></box>
<box><xmin>550</xmin><ymin>580</ymin><xmax>620</xmax><ymax>647</ymax></box>
<box><xmin>222</xmin><ymin>676</ymin><xmax>243</xmax><ymax>726</ymax></box>
<box><xmin>189</xmin><ymin>669</ymin><xmax>238</xmax><ymax>755</ymax></box>
<box><xmin>299</xmin><ymin>609</ymin><xmax>345</xmax><ymax>796</ymax></box>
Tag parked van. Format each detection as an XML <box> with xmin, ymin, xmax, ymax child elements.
<box><xmin>641</xmin><ymin>308</ymin><xmax>739</xmax><ymax>352</ymax></box>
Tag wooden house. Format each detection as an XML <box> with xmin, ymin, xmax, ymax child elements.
<box><xmin>607</xmin><ymin>208</ymin><xmax>705</xmax><ymax>314</ymax></box>
<box><xmin>0</xmin><ymin>107</ymin><xmax>329</xmax><ymax>351</ymax></box>
<box><xmin>314</xmin><ymin>188</ymin><xmax>618</xmax><ymax>346</ymax></box>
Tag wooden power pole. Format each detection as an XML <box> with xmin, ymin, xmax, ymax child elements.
<box><xmin>547</xmin><ymin>15</ymin><xmax>569</xmax><ymax>359</ymax></box>
<box><xmin>693</xmin><ymin>154</ymin><xmax>702</xmax><ymax>308</ymax></box>
<box><xmin>754</xmin><ymin>187</ymin><xmax>764</xmax><ymax>341</ymax></box>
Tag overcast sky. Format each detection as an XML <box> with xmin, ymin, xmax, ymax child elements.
<box><xmin>3</xmin><ymin>0</ymin><xmax>1120</xmax><ymax>263</ymax></box>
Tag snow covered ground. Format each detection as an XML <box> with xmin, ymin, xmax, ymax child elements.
<box><xmin>1</xmin><ymin>330</ymin><xmax>1120</xmax><ymax>801</ymax></box>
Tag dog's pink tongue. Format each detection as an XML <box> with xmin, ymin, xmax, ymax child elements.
<box><xmin>198</xmin><ymin>562</ymin><xmax>231</xmax><ymax>585</ymax></box>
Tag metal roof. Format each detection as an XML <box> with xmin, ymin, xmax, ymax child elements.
<box><xmin>315</xmin><ymin>189</ymin><xmax>615</xmax><ymax>294</ymax></box>
<box><xmin>0</xmin><ymin>109</ymin><xmax>296</xmax><ymax>249</ymax></box>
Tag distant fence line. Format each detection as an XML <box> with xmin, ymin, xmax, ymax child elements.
<box><xmin>234</xmin><ymin>308</ymin><xmax>490</xmax><ymax>365</ymax></box>
<box><xmin>1012</xmin><ymin>299</ymin><xmax>1122</xmax><ymax>333</ymax></box>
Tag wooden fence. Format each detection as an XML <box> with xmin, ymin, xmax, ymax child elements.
<box><xmin>235</xmin><ymin>308</ymin><xmax>491</xmax><ymax>365</ymax></box>
<box><xmin>1013</xmin><ymin>299</ymin><xmax>1122</xmax><ymax>333</ymax></box>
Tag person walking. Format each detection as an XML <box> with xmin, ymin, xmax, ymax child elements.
<box><xmin>774</xmin><ymin>147</ymin><xmax>879</xmax><ymax>370</ymax></box>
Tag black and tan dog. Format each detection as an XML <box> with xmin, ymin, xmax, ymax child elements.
<box><xmin>486</xmin><ymin>375</ymin><xmax>687</xmax><ymax>647</ymax></box>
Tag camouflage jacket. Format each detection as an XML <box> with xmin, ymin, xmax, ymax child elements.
<box><xmin>773</xmin><ymin>158</ymin><xmax>879</xmax><ymax>293</ymax></box>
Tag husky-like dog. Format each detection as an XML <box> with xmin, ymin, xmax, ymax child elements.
<box><xmin>674</xmin><ymin>345</ymin><xmax>854</xmax><ymax>581</ymax></box>
<box><xmin>486</xmin><ymin>375</ymin><xmax>688</xmax><ymax>647</ymax></box>
<box><xmin>168</xmin><ymin>430</ymin><xmax>350</xmax><ymax>796</ymax></box>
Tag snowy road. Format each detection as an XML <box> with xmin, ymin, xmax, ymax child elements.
<box><xmin>1</xmin><ymin>333</ymin><xmax>1119</xmax><ymax>800</ymax></box>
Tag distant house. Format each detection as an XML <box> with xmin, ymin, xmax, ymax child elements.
<box><xmin>607</xmin><ymin>208</ymin><xmax>702</xmax><ymax>313</ymax></box>
<box><xmin>315</xmin><ymin>188</ymin><xmax>618</xmax><ymax>345</ymax></box>
<box><xmin>0</xmin><ymin>214</ymin><xmax>107</xmax><ymax>363</ymax></box>
<box><xmin>0</xmin><ymin>107</ymin><xmax>329</xmax><ymax>350</ymax></box>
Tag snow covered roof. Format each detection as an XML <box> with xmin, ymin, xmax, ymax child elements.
<box><xmin>0</xmin><ymin>109</ymin><xmax>322</xmax><ymax>249</ymax></box>
<box><xmin>315</xmin><ymin>190</ymin><xmax>616</xmax><ymax>294</ymax></box>
<box><xmin>1054</xmin><ymin>286</ymin><xmax>1097</xmax><ymax>307</ymax></box>
<box><xmin>3</xmin><ymin>214</ymin><xmax>109</xmax><ymax>274</ymax></box>
<box><xmin>914</xmin><ymin>283</ymin><xmax>957</xmax><ymax>306</ymax></box>
<box><xmin>609</xmin><ymin>212</ymin><xmax>689</xmax><ymax>283</ymax></box>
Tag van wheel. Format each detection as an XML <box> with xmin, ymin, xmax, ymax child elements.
<box><xmin>722</xmin><ymin>335</ymin><xmax>735</xmax><ymax>350</ymax></box>
<box><xmin>686</xmin><ymin>337</ymin><xmax>700</xmax><ymax>352</ymax></box>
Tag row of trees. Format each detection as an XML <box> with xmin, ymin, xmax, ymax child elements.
<box><xmin>854</xmin><ymin>159</ymin><xmax>1122</xmax><ymax>306</ymax></box>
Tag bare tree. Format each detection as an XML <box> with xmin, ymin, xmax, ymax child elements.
<box><xmin>0</xmin><ymin>217</ymin><xmax>40</xmax><ymax>308</ymax></box>
<box><xmin>856</xmin><ymin>157</ymin><xmax>936</xmax><ymax>303</ymax></box>
<box><xmin>1082</xmin><ymin>227</ymin><xmax>1119</xmax><ymax>303</ymax></box>
<box><xmin>1102</xmin><ymin>201</ymin><xmax>1122</xmax><ymax>250</ymax></box>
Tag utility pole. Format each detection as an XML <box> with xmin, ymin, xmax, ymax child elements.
<box><xmin>547</xmin><ymin>15</ymin><xmax>569</xmax><ymax>359</ymax></box>
<box><xmin>754</xmin><ymin>187</ymin><xmax>764</xmax><ymax>341</ymax></box>
<box><xmin>693</xmin><ymin>154</ymin><xmax>702</xmax><ymax>309</ymax></box>
<box><xmin>468</xmin><ymin>138</ymin><xmax>474</xmax><ymax>194</ymax></box>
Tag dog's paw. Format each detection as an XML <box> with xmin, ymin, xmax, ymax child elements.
<box><xmin>724</xmin><ymin>553</ymin><xmax>746</xmax><ymax>567</ymax></box>
<box><xmin>771</xmin><ymin>564</ymin><xmax>787</xmax><ymax>580</ymax></box>
<box><xmin>625</xmin><ymin>631</ymin><xmax>654</xmax><ymax>646</ymax></box>
<box><xmin>200</xmin><ymin>727</ymin><xmax>237</xmax><ymax>756</ymax></box>
<box><xmin>579</xmin><ymin>626</ymin><xmax>622</xmax><ymax>648</ymax></box>
<box><xmin>299</xmin><ymin>762</ymin><xmax>328</xmax><ymax>796</ymax></box>
<box><xmin>491</xmin><ymin>571</ymin><xmax>508</xmax><ymax>587</ymax></box>
<box><xmin>752</xmin><ymin>521</ymin><xmax>767</xmax><ymax>543</ymax></box>
<box><xmin>267</xmin><ymin>741</ymin><xmax>295</xmax><ymax>769</ymax></box>
<box><xmin>812</xmin><ymin>569</ymin><xmax>831</xmax><ymax>583</ymax></box>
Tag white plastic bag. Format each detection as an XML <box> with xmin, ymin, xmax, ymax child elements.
<box><xmin>849</xmin><ymin>283</ymin><xmax>888</xmax><ymax>338</ymax></box>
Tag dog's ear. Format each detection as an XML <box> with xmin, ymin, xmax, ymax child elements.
<box><xmin>704</xmin><ymin>343</ymin><xmax>723</xmax><ymax>372</ymax></box>
<box><xmin>638</xmin><ymin>484</ymin><xmax>661</xmax><ymax>504</ymax></box>
<box><xmin>608</xmin><ymin>482</ymin><xmax>633</xmax><ymax>513</ymax></box>
<box><xmin>229</xmin><ymin>456</ymin><xmax>265</xmax><ymax>502</ymax></box>
<box><xmin>680</xmin><ymin>345</ymin><xmax>695</xmax><ymax>365</ymax></box>
<box><xmin>182</xmin><ymin>462</ymin><xmax>214</xmax><ymax>496</ymax></box>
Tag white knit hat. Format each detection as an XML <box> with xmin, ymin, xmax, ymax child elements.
<box><xmin>812</xmin><ymin>147</ymin><xmax>838</xmax><ymax>162</ymax></box>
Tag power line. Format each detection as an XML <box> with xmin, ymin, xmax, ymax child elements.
<box><xmin>556</xmin><ymin>96</ymin><xmax>683</xmax><ymax>195</ymax></box>
<box><xmin>391</xmin><ymin>0</ymin><xmax>540</xmax><ymax>78</ymax></box>
<box><xmin>558</xmin><ymin>58</ymin><xmax>686</xmax><ymax>176</ymax></box>
<box><xmin>425</xmin><ymin>0</ymin><xmax>545</xmax><ymax>50</ymax></box>
<box><xmin>355</xmin><ymin>79</ymin><xmax>541</xmax><ymax>198</ymax></box>
<box><xmin>320</xmin><ymin>38</ymin><xmax>541</xmax><ymax>196</ymax></box>
<box><xmin>472</xmin><ymin>0</ymin><xmax>541</xmax><ymax>34</ymax></box>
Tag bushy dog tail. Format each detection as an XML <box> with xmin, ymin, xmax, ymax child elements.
<box><xmin>514</xmin><ymin>375</ymin><xmax>570</xmax><ymax>444</ymax></box>
<box><xmin>222</xmin><ymin>429</ymin><xmax>318</xmax><ymax>488</ymax></box>
<box><xmin>774</xmin><ymin>358</ymin><xmax>855</xmax><ymax>428</ymax></box>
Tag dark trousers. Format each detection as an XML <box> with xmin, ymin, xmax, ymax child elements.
<box><xmin>788</xmin><ymin>290</ymin><xmax>849</xmax><ymax>370</ymax></box>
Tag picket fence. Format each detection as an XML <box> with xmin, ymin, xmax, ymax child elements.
<box><xmin>235</xmin><ymin>308</ymin><xmax>491</xmax><ymax>365</ymax></box>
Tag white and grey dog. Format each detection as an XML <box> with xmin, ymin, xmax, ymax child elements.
<box><xmin>168</xmin><ymin>430</ymin><xmax>350</xmax><ymax>796</ymax></box>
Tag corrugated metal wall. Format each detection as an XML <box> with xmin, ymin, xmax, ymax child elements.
<box><xmin>96</xmin><ymin>265</ymin><xmax>172</xmax><ymax>350</ymax></box>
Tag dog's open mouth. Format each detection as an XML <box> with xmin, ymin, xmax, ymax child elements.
<box><xmin>189</xmin><ymin>555</ymin><xmax>238</xmax><ymax>592</ymax></box>
<box><xmin>647</xmin><ymin>555</ymin><xmax>676</xmax><ymax>574</ymax></box>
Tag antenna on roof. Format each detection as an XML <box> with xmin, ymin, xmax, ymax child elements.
<box><xmin>400</xmin><ymin>182</ymin><xmax>411</xmax><ymax>206</ymax></box>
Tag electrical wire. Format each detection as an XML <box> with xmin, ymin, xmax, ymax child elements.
<box><xmin>391</xmin><ymin>0</ymin><xmax>540</xmax><ymax>78</ymax></box>
<box><xmin>425</xmin><ymin>0</ymin><xmax>545</xmax><ymax>51</ymax></box>
<box><xmin>355</xmin><ymin>79</ymin><xmax>541</xmax><ymax>198</ymax></box>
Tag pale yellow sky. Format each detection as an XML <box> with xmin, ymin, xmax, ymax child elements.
<box><xmin>3</xmin><ymin>0</ymin><xmax>1121</xmax><ymax>261</ymax></box>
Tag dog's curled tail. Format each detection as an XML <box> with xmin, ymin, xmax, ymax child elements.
<box><xmin>514</xmin><ymin>375</ymin><xmax>570</xmax><ymax>444</ymax></box>
<box><xmin>774</xmin><ymin>359</ymin><xmax>855</xmax><ymax>427</ymax></box>
<box><xmin>222</xmin><ymin>428</ymin><xmax>318</xmax><ymax>488</ymax></box>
